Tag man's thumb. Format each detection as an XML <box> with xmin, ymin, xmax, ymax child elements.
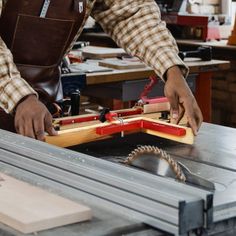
<box><xmin>168</xmin><ymin>96</ymin><xmax>179</xmax><ymax>124</ymax></box>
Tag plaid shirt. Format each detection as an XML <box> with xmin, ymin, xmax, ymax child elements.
<box><xmin>0</xmin><ymin>0</ymin><xmax>188</xmax><ymax>113</ymax></box>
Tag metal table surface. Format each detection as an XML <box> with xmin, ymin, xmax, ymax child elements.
<box><xmin>0</xmin><ymin>164</ymin><xmax>165</xmax><ymax>236</ymax></box>
<box><xmin>1</xmin><ymin>123</ymin><xmax>236</xmax><ymax>235</ymax></box>
<box><xmin>70</xmin><ymin>122</ymin><xmax>236</xmax><ymax>235</ymax></box>
<box><xmin>71</xmin><ymin>123</ymin><xmax>236</xmax><ymax>173</ymax></box>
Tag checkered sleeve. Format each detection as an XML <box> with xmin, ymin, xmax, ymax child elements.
<box><xmin>91</xmin><ymin>0</ymin><xmax>189</xmax><ymax>80</ymax></box>
<box><xmin>0</xmin><ymin>39</ymin><xmax>37</xmax><ymax>113</ymax></box>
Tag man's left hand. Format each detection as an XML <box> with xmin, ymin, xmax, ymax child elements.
<box><xmin>14</xmin><ymin>95</ymin><xmax>57</xmax><ymax>141</ymax></box>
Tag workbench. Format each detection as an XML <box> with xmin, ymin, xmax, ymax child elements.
<box><xmin>1</xmin><ymin>122</ymin><xmax>236</xmax><ymax>236</ymax></box>
<box><xmin>64</xmin><ymin>59</ymin><xmax>230</xmax><ymax>122</ymax></box>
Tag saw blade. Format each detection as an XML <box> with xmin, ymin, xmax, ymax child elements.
<box><xmin>124</xmin><ymin>145</ymin><xmax>186</xmax><ymax>182</ymax></box>
<box><xmin>124</xmin><ymin>145</ymin><xmax>215</xmax><ymax>191</ymax></box>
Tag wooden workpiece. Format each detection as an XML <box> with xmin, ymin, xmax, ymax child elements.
<box><xmin>46</xmin><ymin>113</ymin><xmax>193</xmax><ymax>148</ymax></box>
<box><xmin>0</xmin><ymin>173</ymin><xmax>92</xmax><ymax>234</ymax></box>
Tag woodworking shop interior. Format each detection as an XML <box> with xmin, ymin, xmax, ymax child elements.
<box><xmin>2</xmin><ymin>0</ymin><xmax>236</xmax><ymax>236</ymax></box>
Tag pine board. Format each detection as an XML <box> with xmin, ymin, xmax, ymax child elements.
<box><xmin>99</xmin><ymin>59</ymin><xmax>146</xmax><ymax>70</ymax></box>
<box><xmin>81</xmin><ymin>46</ymin><xmax>126</xmax><ymax>59</ymax></box>
<box><xmin>0</xmin><ymin>173</ymin><xmax>92</xmax><ymax>234</ymax></box>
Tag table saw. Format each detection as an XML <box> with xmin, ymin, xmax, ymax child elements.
<box><xmin>0</xmin><ymin>112</ymin><xmax>236</xmax><ymax>236</ymax></box>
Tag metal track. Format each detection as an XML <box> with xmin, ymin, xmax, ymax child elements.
<box><xmin>0</xmin><ymin>130</ymin><xmax>213</xmax><ymax>235</ymax></box>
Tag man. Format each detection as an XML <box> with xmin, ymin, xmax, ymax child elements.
<box><xmin>0</xmin><ymin>0</ymin><xmax>202</xmax><ymax>141</ymax></box>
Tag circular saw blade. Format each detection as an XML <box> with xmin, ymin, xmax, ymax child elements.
<box><xmin>124</xmin><ymin>145</ymin><xmax>186</xmax><ymax>182</ymax></box>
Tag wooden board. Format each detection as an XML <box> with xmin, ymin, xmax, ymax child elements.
<box><xmin>81</xmin><ymin>46</ymin><xmax>126</xmax><ymax>59</ymax></box>
<box><xmin>0</xmin><ymin>173</ymin><xmax>92</xmax><ymax>234</ymax></box>
<box><xmin>47</xmin><ymin>116</ymin><xmax>194</xmax><ymax>148</ymax></box>
<box><xmin>99</xmin><ymin>58</ymin><xmax>147</xmax><ymax>70</ymax></box>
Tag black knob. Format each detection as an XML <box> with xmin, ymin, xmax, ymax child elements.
<box><xmin>70</xmin><ymin>91</ymin><xmax>80</xmax><ymax>116</ymax></box>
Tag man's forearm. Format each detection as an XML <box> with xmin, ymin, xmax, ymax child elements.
<box><xmin>0</xmin><ymin>37</ymin><xmax>37</xmax><ymax>113</ymax></box>
<box><xmin>92</xmin><ymin>0</ymin><xmax>188</xmax><ymax>80</ymax></box>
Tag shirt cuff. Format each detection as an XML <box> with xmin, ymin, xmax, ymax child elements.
<box><xmin>0</xmin><ymin>77</ymin><xmax>37</xmax><ymax>113</ymax></box>
<box><xmin>152</xmin><ymin>49</ymin><xmax>189</xmax><ymax>81</ymax></box>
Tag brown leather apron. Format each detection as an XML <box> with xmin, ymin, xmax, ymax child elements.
<box><xmin>0</xmin><ymin>0</ymin><xmax>86</xmax><ymax>132</ymax></box>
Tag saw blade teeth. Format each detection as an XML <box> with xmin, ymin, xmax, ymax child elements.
<box><xmin>125</xmin><ymin>145</ymin><xmax>186</xmax><ymax>182</ymax></box>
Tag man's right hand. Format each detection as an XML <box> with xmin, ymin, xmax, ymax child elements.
<box><xmin>164</xmin><ymin>66</ymin><xmax>203</xmax><ymax>135</ymax></box>
<box><xmin>14</xmin><ymin>95</ymin><xmax>57</xmax><ymax>141</ymax></box>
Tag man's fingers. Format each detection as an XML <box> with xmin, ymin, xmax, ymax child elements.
<box><xmin>195</xmin><ymin>104</ymin><xmax>203</xmax><ymax>131</ymax></box>
<box><xmin>176</xmin><ymin>105</ymin><xmax>185</xmax><ymax>124</ymax></box>
<box><xmin>164</xmin><ymin>66</ymin><xmax>203</xmax><ymax>135</ymax></box>
<box><xmin>45</xmin><ymin>113</ymin><xmax>58</xmax><ymax>136</ymax></box>
<box><xmin>33</xmin><ymin>116</ymin><xmax>46</xmax><ymax>141</ymax></box>
<box><xmin>16</xmin><ymin>123</ymin><xmax>25</xmax><ymax>137</ymax></box>
<box><xmin>187</xmin><ymin>111</ymin><xmax>202</xmax><ymax>135</ymax></box>
<box><xmin>168</xmin><ymin>91</ymin><xmax>203</xmax><ymax>135</ymax></box>
<box><xmin>24</xmin><ymin>121</ymin><xmax>35</xmax><ymax>139</ymax></box>
<box><xmin>25</xmin><ymin>126</ymin><xmax>36</xmax><ymax>139</ymax></box>
<box><xmin>167</xmin><ymin>94</ymin><xmax>180</xmax><ymax>124</ymax></box>
<box><xmin>192</xmin><ymin>110</ymin><xmax>202</xmax><ymax>133</ymax></box>
<box><xmin>34</xmin><ymin>130</ymin><xmax>45</xmax><ymax>141</ymax></box>
<box><xmin>15</xmin><ymin>118</ymin><xmax>35</xmax><ymax>139</ymax></box>
<box><xmin>187</xmin><ymin>117</ymin><xmax>198</xmax><ymax>136</ymax></box>
<box><xmin>14</xmin><ymin>95</ymin><xmax>58</xmax><ymax>141</ymax></box>
<box><xmin>184</xmin><ymin>100</ymin><xmax>203</xmax><ymax>135</ymax></box>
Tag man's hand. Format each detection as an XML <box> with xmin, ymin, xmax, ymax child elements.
<box><xmin>14</xmin><ymin>95</ymin><xmax>57</xmax><ymax>141</ymax></box>
<box><xmin>164</xmin><ymin>66</ymin><xmax>203</xmax><ymax>135</ymax></box>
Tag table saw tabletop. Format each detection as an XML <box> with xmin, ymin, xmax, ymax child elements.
<box><xmin>1</xmin><ymin>123</ymin><xmax>236</xmax><ymax>235</ymax></box>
